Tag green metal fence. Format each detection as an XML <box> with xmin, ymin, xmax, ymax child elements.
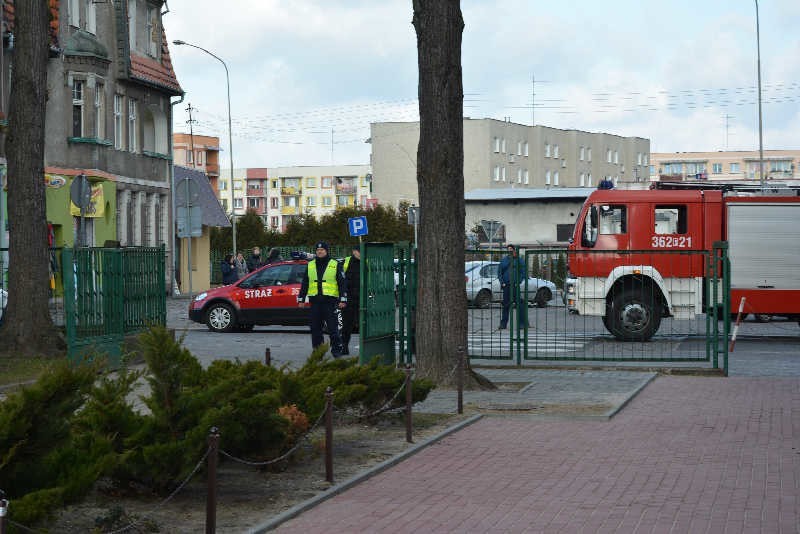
<box><xmin>62</xmin><ymin>246</ymin><xmax>166</xmax><ymax>365</ymax></box>
<box><xmin>358</xmin><ymin>242</ymin><xmax>397</xmax><ymax>365</ymax></box>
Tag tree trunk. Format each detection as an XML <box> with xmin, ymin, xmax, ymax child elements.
<box><xmin>0</xmin><ymin>0</ymin><xmax>63</xmax><ymax>356</ymax></box>
<box><xmin>412</xmin><ymin>1</ymin><xmax>474</xmax><ymax>388</ymax></box>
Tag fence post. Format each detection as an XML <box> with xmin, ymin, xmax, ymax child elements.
<box><xmin>0</xmin><ymin>489</ymin><xmax>8</xmax><ymax>534</ymax></box>
<box><xmin>325</xmin><ymin>387</ymin><xmax>334</xmax><ymax>483</ymax></box>
<box><xmin>264</xmin><ymin>346</ymin><xmax>271</xmax><ymax>366</ymax></box>
<box><xmin>457</xmin><ymin>345</ymin><xmax>464</xmax><ymax>414</ymax></box>
<box><xmin>405</xmin><ymin>364</ymin><xmax>413</xmax><ymax>443</ymax></box>
<box><xmin>206</xmin><ymin>427</ymin><xmax>220</xmax><ymax>534</ymax></box>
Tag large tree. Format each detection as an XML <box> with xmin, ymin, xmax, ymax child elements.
<box><xmin>0</xmin><ymin>0</ymin><xmax>63</xmax><ymax>356</ymax></box>
<box><xmin>412</xmin><ymin>0</ymin><xmax>470</xmax><ymax>386</ymax></box>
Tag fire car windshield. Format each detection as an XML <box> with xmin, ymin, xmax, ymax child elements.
<box><xmin>582</xmin><ymin>204</ymin><xmax>627</xmax><ymax>247</ymax></box>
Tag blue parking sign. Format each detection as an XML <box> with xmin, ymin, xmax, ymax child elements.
<box><xmin>348</xmin><ymin>216</ymin><xmax>368</xmax><ymax>237</ymax></box>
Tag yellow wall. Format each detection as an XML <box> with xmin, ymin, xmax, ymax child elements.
<box><xmin>179</xmin><ymin>230</ymin><xmax>212</xmax><ymax>294</ymax></box>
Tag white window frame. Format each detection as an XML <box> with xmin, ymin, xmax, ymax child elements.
<box><xmin>128</xmin><ymin>99</ymin><xmax>138</xmax><ymax>152</ymax></box>
<box><xmin>493</xmin><ymin>137</ymin><xmax>500</xmax><ymax>153</ymax></box>
<box><xmin>517</xmin><ymin>141</ymin><xmax>522</xmax><ymax>156</ymax></box>
<box><xmin>218</xmin><ymin>179</ymin><xmax>227</xmax><ymax>190</ymax></box>
<box><xmin>606</xmin><ymin>149</ymin><xmax>612</xmax><ymax>163</ymax></box>
<box><xmin>554</xmin><ymin>145</ymin><xmax>559</xmax><ymax>158</ymax></box>
<box><xmin>587</xmin><ymin>148</ymin><xmax>592</xmax><ymax>162</ymax></box>
<box><xmin>196</xmin><ymin>151</ymin><xmax>204</xmax><ymax>165</ymax></box>
<box><xmin>614</xmin><ymin>150</ymin><xmax>619</xmax><ymax>164</ymax></box>
<box><xmin>501</xmin><ymin>138</ymin><xmax>506</xmax><ymax>153</ymax></box>
<box><xmin>554</xmin><ymin>171</ymin><xmax>560</xmax><ymax>186</ymax></box>
<box><xmin>233</xmin><ymin>198</ymin><xmax>243</xmax><ymax>209</ymax></box>
<box><xmin>588</xmin><ymin>173</ymin><xmax>592</xmax><ymax>186</ymax></box>
<box><xmin>114</xmin><ymin>94</ymin><xmax>124</xmax><ymax>149</ymax></box>
<box><xmin>545</xmin><ymin>143</ymin><xmax>551</xmax><ymax>158</ymax></box>
<box><xmin>580</xmin><ymin>173</ymin><xmax>585</xmax><ymax>186</ymax></box>
<box><xmin>523</xmin><ymin>169</ymin><xmax>529</xmax><ymax>185</ymax></box>
<box><xmin>712</xmin><ymin>163</ymin><xmax>722</xmax><ymax>174</ymax></box>
<box><xmin>72</xmin><ymin>80</ymin><xmax>84</xmax><ymax>137</ymax></box>
<box><xmin>94</xmin><ymin>83</ymin><xmax>104</xmax><ymax>139</ymax></box>
<box><xmin>501</xmin><ymin>166</ymin><xmax>506</xmax><ymax>182</ymax></box>
<box><xmin>322</xmin><ymin>196</ymin><xmax>332</xmax><ymax>207</ymax></box>
<box><xmin>517</xmin><ymin>168</ymin><xmax>522</xmax><ymax>183</ymax></box>
<box><xmin>69</xmin><ymin>0</ymin><xmax>80</xmax><ymax>27</ymax></box>
<box><xmin>128</xmin><ymin>0</ymin><xmax>137</xmax><ymax>51</ymax></box>
<box><xmin>493</xmin><ymin>165</ymin><xmax>500</xmax><ymax>182</ymax></box>
<box><xmin>147</xmin><ymin>5</ymin><xmax>159</xmax><ymax>57</ymax></box>
<box><xmin>545</xmin><ymin>170</ymin><xmax>551</xmax><ymax>185</ymax></box>
<box><xmin>85</xmin><ymin>0</ymin><xmax>96</xmax><ymax>34</ymax></box>
<box><xmin>523</xmin><ymin>142</ymin><xmax>529</xmax><ymax>157</ymax></box>
<box><xmin>306</xmin><ymin>196</ymin><xmax>316</xmax><ymax>207</ymax></box>
<box><xmin>270</xmin><ymin>197</ymin><xmax>278</xmax><ymax>208</ymax></box>
<box><xmin>580</xmin><ymin>146</ymin><xmax>585</xmax><ymax>161</ymax></box>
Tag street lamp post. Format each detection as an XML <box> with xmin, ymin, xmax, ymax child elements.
<box><xmin>754</xmin><ymin>0</ymin><xmax>765</xmax><ymax>191</ymax></box>
<box><xmin>173</xmin><ymin>40</ymin><xmax>237</xmax><ymax>256</ymax></box>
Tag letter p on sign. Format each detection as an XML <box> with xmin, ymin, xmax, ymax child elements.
<box><xmin>348</xmin><ymin>216</ymin><xmax>368</xmax><ymax>237</ymax></box>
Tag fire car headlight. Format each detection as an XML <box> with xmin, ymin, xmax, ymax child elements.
<box><xmin>567</xmin><ymin>285</ymin><xmax>575</xmax><ymax>294</ymax></box>
<box><xmin>194</xmin><ymin>292</ymin><xmax>208</xmax><ymax>302</ymax></box>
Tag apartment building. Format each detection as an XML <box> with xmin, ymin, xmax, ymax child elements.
<box><xmin>173</xmin><ymin>133</ymin><xmax>221</xmax><ymax>191</ymax></box>
<box><xmin>370</xmin><ymin>119</ymin><xmax>650</xmax><ymax>207</ymax></box>
<box><xmin>649</xmin><ymin>150</ymin><xmax>800</xmax><ymax>184</ymax></box>
<box><xmin>241</xmin><ymin>165</ymin><xmax>373</xmax><ymax>230</ymax></box>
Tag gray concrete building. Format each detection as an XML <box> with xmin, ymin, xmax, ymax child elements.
<box><xmin>370</xmin><ymin>119</ymin><xmax>650</xmax><ymax>208</ymax></box>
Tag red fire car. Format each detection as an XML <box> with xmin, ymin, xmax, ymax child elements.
<box><xmin>189</xmin><ymin>259</ymin><xmax>310</xmax><ymax>332</ymax></box>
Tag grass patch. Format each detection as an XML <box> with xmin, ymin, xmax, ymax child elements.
<box><xmin>0</xmin><ymin>356</ymin><xmax>54</xmax><ymax>388</ymax></box>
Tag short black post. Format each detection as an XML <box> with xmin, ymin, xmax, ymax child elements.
<box><xmin>325</xmin><ymin>387</ymin><xmax>334</xmax><ymax>483</ymax></box>
<box><xmin>457</xmin><ymin>346</ymin><xmax>465</xmax><ymax>414</ymax></box>
<box><xmin>405</xmin><ymin>364</ymin><xmax>413</xmax><ymax>443</ymax></box>
<box><xmin>264</xmin><ymin>346</ymin><xmax>271</xmax><ymax>366</ymax></box>
<box><xmin>0</xmin><ymin>489</ymin><xmax>8</xmax><ymax>534</ymax></box>
<box><xmin>206</xmin><ymin>427</ymin><xmax>220</xmax><ymax>534</ymax></box>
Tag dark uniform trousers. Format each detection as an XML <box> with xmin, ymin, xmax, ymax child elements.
<box><xmin>310</xmin><ymin>295</ymin><xmax>343</xmax><ymax>355</ymax></box>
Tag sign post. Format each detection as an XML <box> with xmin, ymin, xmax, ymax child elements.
<box><xmin>69</xmin><ymin>174</ymin><xmax>90</xmax><ymax>247</ymax></box>
<box><xmin>348</xmin><ymin>216</ymin><xmax>368</xmax><ymax>239</ymax></box>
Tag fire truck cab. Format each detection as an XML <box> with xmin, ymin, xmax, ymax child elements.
<box><xmin>565</xmin><ymin>186</ymin><xmax>800</xmax><ymax>341</ymax></box>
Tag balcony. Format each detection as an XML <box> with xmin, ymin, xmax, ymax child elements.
<box><xmin>246</xmin><ymin>187</ymin><xmax>264</xmax><ymax>196</ymax></box>
<box><xmin>335</xmin><ymin>182</ymin><xmax>356</xmax><ymax>194</ymax></box>
<box><xmin>205</xmin><ymin>163</ymin><xmax>220</xmax><ymax>176</ymax></box>
<box><xmin>281</xmin><ymin>206</ymin><xmax>298</xmax><ymax>215</ymax></box>
<box><xmin>281</xmin><ymin>186</ymin><xmax>301</xmax><ymax>196</ymax></box>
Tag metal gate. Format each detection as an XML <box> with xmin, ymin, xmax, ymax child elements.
<box><xmin>466</xmin><ymin>245</ymin><xmax>729</xmax><ymax>373</ymax></box>
<box><xmin>358</xmin><ymin>242</ymin><xmax>397</xmax><ymax>365</ymax></box>
<box><xmin>62</xmin><ymin>246</ymin><xmax>166</xmax><ymax>365</ymax></box>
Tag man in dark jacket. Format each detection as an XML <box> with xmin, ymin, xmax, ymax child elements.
<box><xmin>497</xmin><ymin>244</ymin><xmax>527</xmax><ymax>330</ymax></box>
<box><xmin>298</xmin><ymin>241</ymin><xmax>347</xmax><ymax>357</ymax></box>
<box><xmin>246</xmin><ymin>247</ymin><xmax>264</xmax><ymax>272</ymax></box>
<box><xmin>340</xmin><ymin>245</ymin><xmax>360</xmax><ymax>355</ymax></box>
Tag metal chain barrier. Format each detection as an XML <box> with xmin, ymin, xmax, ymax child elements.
<box><xmin>8</xmin><ymin>520</ymin><xmax>47</xmax><ymax>533</ymax></box>
<box><xmin>353</xmin><ymin>368</ymin><xmax>414</xmax><ymax>421</ymax></box>
<box><xmin>102</xmin><ymin>447</ymin><xmax>212</xmax><ymax>534</ymax></box>
<box><xmin>219</xmin><ymin>410</ymin><xmax>326</xmax><ymax>467</ymax></box>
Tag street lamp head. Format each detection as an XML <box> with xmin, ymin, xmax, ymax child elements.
<box><xmin>173</xmin><ymin>40</ymin><xmax>185</xmax><ymax>45</ymax></box>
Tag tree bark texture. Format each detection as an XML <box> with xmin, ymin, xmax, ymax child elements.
<box><xmin>412</xmin><ymin>0</ymin><xmax>467</xmax><ymax>386</ymax></box>
<box><xmin>0</xmin><ymin>0</ymin><xmax>62</xmax><ymax>356</ymax></box>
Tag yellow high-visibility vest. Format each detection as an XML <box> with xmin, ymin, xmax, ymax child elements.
<box><xmin>308</xmin><ymin>260</ymin><xmax>339</xmax><ymax>297</ymax></box>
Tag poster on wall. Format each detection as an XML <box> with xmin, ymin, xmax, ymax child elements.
<box><xmin>69</xmin><ymin>182</ymin><xmax>105</xmax><ymax>217</ymax></box>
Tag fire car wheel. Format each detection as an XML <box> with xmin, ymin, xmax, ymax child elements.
<box><xmin>206</xmin><ymin>303</ymin><xmax>236</xmax><ymax>333</ymax></box>
<box><xmin>474</xmin><ymin>289</ymin><xmax>492</xmax><ymax>309</ymax></box>
<box><xmin>608</xmin><ymin>289</ymin><xmax>661</xmax><ymax>342</ymax></box>
<box><xmin>534</xmin><ymin>288</ymin><xmax>552</xmax><ymax>308</ymax></box>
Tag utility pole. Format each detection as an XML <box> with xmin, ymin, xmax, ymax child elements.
<box><xmin>186</xmin><ymin>103</ymin><xmax>197</xmax><ymax>169</ymax></box>
<box><xmin>755</xmin><ymin>0</ymin><xmax>765</xmax><ymax>191</ymax></box>
<box><xmin>331</xmin><ymin>128</ymin><xmax>334</xmax><ymax>164</ymax></box>
<box><xmin>724</xmin><ymin>113</ymin><xmax>734</xmax><ymax>150</ymax></box>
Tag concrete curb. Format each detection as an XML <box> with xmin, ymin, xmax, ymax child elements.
<box><xmin>248</xmin><ymin>413</ymin><xmax>484</xmax><ymax>533</ymax></box>
<box><xmin>602</xmin><ymin>372</ymin><xmax>658</xmax><ymax>419</ymax></box>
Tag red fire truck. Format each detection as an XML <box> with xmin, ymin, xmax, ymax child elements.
<box><xmin>564</xmin><ymin>184</ymin><xmax>800</xmax><ymax>340</ymax></box>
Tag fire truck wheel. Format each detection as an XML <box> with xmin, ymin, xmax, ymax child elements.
<box><xmin>206</xmin><ymin>303</ymin><xmax>236</xmax><ymax>333</ymax></box>
<box><xmin>534</xmin><ymin>288</ymin><xmax>552</xmax><ymax>308</ymax></box>
<box><xmin>608</xmin><ymin>289</ymin><xmax>661</xmax><ymax>341</ymax></box>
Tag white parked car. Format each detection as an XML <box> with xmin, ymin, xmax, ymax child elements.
<box><xmin>465</xmin><ymin>261</ymin><xmax>556</xmax><ymax>308</ymax></box>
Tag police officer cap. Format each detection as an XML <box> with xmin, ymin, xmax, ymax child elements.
<box><xmin>315</xmin><ymin>241</ymin><xmax>330</xmax><ymax>252</ymax></box>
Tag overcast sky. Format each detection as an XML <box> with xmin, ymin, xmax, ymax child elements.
<box><xmin>163</xmin><ymin>0</ymin><xmax>800</xmax><ymax>169</ymax></box>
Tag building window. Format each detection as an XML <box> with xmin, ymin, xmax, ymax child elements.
<box><xmin>545</xmin><ymin>143</ymin><xmax>551</xmax><ymax>158</ymax></box>
<box><xmin>128</xmin><ymin>0</ymin><xmax>137</xmax><ymax>50</ymax></box>
<box><xmin>649</xmin><ymin>165</ymin><xmax>656</xmax><ymax>177</ymax></box>
<box><xmin>501</xmin><ymin>138</ymin><xmax>506</xmax><ymax>153</ymax></box>
<box><xmin>712</xmin><ymin>163</ymin><xmax>723</xmax><ymax>174</ymax></box>
<box><xmin>587</xmin><ymin>173</ymin><xmax>593</xmax><ymax>185</ymax></box>
<box><xmin>306</xmin><ymin>196</ymin><xmax>316</xmax><ymax>207</ymax></box>
<box><xmin>523</xmin><ymin>142</ymin><xmax>529</xmax><ymax>157</ymax></box>
<box><xmin>637</xmin><ymin>153</ymin><xmax>643</xmax><ymax>165</ymax></box>
<box><xmin>556</xmin><ymin>224</ymin><xmax>574</xmax><ymax>242</ymax></box>
<box><xmin>614</xmin><ymin>150</ymin><xmax>619</xmax><ymax>164</ymax></box>
<box><xmin>233</xmin><ymin>198</ymin><xmax>243</xmax><ymax>209</ymax></box>
<box><xmin>606</xmin><ymin>149</ymin><xmax>612</xmax><ymax>163</ymax></box>
<box><xmin>69</xmin><ymin>0</ymin><xmax>80</xmax><ymax>26</ymax></box>
<box><xmin>587</xmin><ymin>148</ymin><xmax>592</xmax><ymax>162</ymax></box>
<box><xmin>72</xmin><ymin>80</ymin><xmax>84</xmax><ymax>137</ymax></box>
<box><xmin>270</xmin><ymin>216</ymin><xmax>279</xmax><ymax>227</ymax></box>
<box><xmin>306</xmin><ymin>177</ymin><xmax>316</xmax><ymax>188</ymax></box>
<box><xmin>493</xmin><ymin>166</ymin><xmax>500</xmax><ymax>182</ymax></box>
<box><xmin>127</xmin><ymin>99</ymin><xmax>138</xmax><ymax>152</ymax></box>
<box><xmin>523</xmin><ymin>169</ymin><xmax>529</xmax><ymax>184</ymax></box>
<box><xmin>554</xmin><ymin>171</ymin><xmax>559</xmax><ymax>186</ymax></box>
<box><xmin>501</xmin><ymin>167</ymin><xmax>506</xmax><ymax>182</ymax></box>
<box><xmin>248</xmin><ymin>198</ymin><xmax>258</xmax><ymax>208</ymax></box>
<box><xmin>234</xmin><ymin>181</ymin><xmax>243</xmax><ymax>190</ymax></box>
<box><xmin>545</xmin><ymin>170</ymin><xmax>551</xmax><ymax>185</ymax></box>
<box><xmin>84</xmin><ymin>0</ymin><xmax>96</xmax><ymax>34</ymax></box>
<box><xmin>185</xmin><ymin>149</ymin><xmax>193</xmax><ymax>164</ymax></box>
<box><xmin>517</xmin><ymin>141</ymin><xmax>522</xmax><ymax>156</ymax></box>
<box><xmin>218</xmin><ymin>180</ymin><xmax>227</xmax><ymax>190</ymax></box>
<box><xmin>322</xmin><ymin>196</ymin><xmax>332</xmax><ymax>207</ymax></box>
<box><xmin>269</xmin><ymin>197</ymin><xmax>278</xmax><ymax>208</ymax></box>
<box><xmin>580</xmin><ymin>146</ymin><xmax>585</xmax><ymax>161</ymax></box>
<box><xmin>770</xmin><ymin>160</ymin><xmax>791</xmax><ymax>172</ymax></box>
<box><xmin>196</xmin><ymin>151</ymin><xmax>203</xmax><ymax>165</ymax></box>
<box><xmin>114</xmin><ymin>94</ymin><xmax>124</xmax><ymax>149</ymax></box>
<box><xmin>580</xmin><ymin>173</ymin><xmax>585</xmax><ymax>186</ymax></box>
<box><xmin>554</xmin><ymin>145</ymin><xmax>559</xmax><ymax>158</ymax></box>
<box><xmin>94</xmin><ymin>83</ymin><xmax>104</xmax><ymax>139</ymax></box>
<box><xmin>322</xmin><ymin>177</ymin><xmax>332</xmax><ymax>188</ymax></box>
<box><xmin>517</xmin><ymin>168</ymin><xmax>522</xmax><ymax>183</ymax></box>
<box><xmin>146</xmin><ymin>5</ymin><xmax>159</xmax><ymax>57</ymax></box>
<box><xmin>493</xmin><ymin>137</ymin><xmax>500</xmax><ymax>153</ymax></box>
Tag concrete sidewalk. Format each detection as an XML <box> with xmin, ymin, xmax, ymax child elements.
<box><xmin>263</xmin><ymin>375</ymin><xmax>800</xmax><ymax>533</ymax></box>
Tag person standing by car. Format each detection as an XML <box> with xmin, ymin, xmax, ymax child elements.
<box><xmin>340</xmin><ymin>245</ymin><xmax>361</xmax><ymax>355</ymax></box>
<box><xmin>247</xmin><ymin>246</ymin><xmax>264</xmax><ymax>272</ymax></box>
<box><xmin>234</xmin><ymin>251</ymin><xmax>249</xmax><ymax>279</ymax></box>
<box><xmin>264</xmin><ymin>247</ymin><xmax>283</xmax><ymax>265</ymax></box>
<box><xmin>298</xmin><ymin>241</ymin><xmax>347</xmax><ymax>357</ymax></box>
<box><xmin>221</xmin><ymin>254</ymin><xmax>238</xmax><ymax>285</ymax></box>
<box><xmin>498</xmin><ymin>244</ymin><xmax>526</xmax><ymax>330</ymax></box>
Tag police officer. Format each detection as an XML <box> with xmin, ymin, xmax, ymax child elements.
<box><xmin>340</xmin><ymin>244</ymin><xmax>361</xmax><ymax>355</ymax></box>
<box><xmin>298</xmin><ymin>241</ymin><xmax>347</xmax><ymax>357</ymax></box>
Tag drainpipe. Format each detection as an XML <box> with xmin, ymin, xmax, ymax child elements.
<box><xmin>170</xmin><ymin>93</ymin><xmax>185</xmax><ymax>295</ymax></box>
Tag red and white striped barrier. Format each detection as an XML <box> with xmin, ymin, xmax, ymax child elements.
<box><xmin>729</xmin><ymin>297</ymin><xmax>746</xmax><ymax>352</ymax></box>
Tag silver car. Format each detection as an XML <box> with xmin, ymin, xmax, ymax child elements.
<box><xmin>465</xmin><ymin>261</ymin><xmax>556</xmax><ymax>308</ymax></box>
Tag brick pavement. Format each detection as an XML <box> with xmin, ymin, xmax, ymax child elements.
<box><xmin>267</xmin><ymin>376</ymin><xmax>800</xmax><ymax>533</ymax></box>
